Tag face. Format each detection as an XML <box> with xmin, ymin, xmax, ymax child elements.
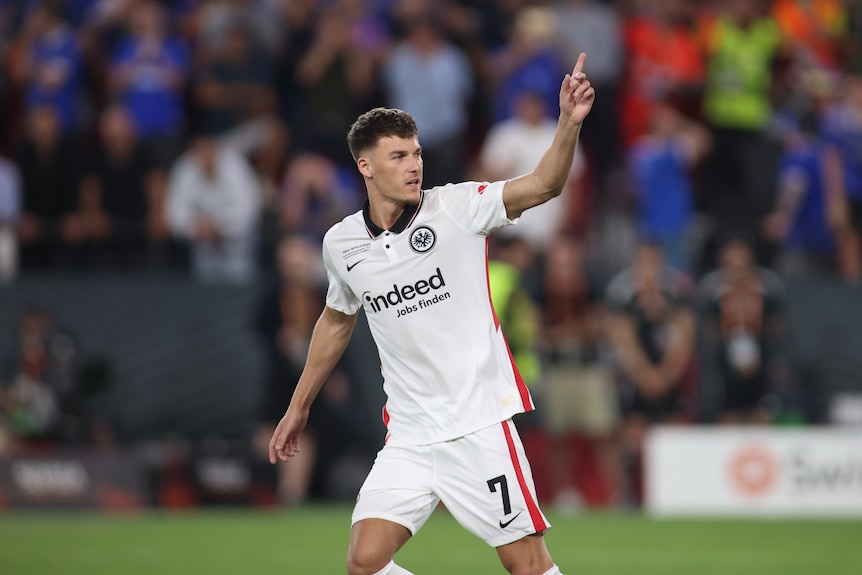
<box><xmin>193</xmin><ymin>139</ymin><xmax>218</xmax><ymax>175</ymax></box>
<box><xmin>28</xmin><ymin>106</ymin><xmax>60</xmax><ymax>147</ymax></box>
<box><xmin>720</xmin><ymin>240</ymin><xmax>753</xmax><ymax>272</ymax></box>
<box><xmin>546</xmin><ymin>236</ymin><xmax>584</xmax><ymax>283</ymax></box>
<box><xmin>277</xmin><ymin>236</ymin><xmax>319</xmax><ymax>284</ymax></box>
<box><xmin>359</xmin><ymin>135</ymin><xmax>423</xmax><ymax>205</ymax></box>
<box><xmin>100</xmin><ymin>108</ymin><xmax>134</xmax><ymax>149</ymax></box>
<box><xmin>132</xmin><ymin>2</ymin><xmax>163</xmax><ymax>38</ymax></box>
<box><xmin>515</xmin><ymin>92</ymin><xmax>546</xmax><ymax>125</ymax></box>
<box><xmin>846</xmin><ymin>74</ymin><xmax>862</xmax><ymax>109</ymax></box>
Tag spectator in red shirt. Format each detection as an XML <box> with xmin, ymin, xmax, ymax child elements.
<box><xmin>618</xmin><ymin>0</ymin><xmax>705</xmax><ymax>150</ymax></box>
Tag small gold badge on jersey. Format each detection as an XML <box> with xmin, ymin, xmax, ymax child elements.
<box><xmin>409</xmin><ymin>226</ymin><xmax>436</xmax><ymax>253</ymax></box>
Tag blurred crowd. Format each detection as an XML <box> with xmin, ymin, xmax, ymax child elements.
<box><xmin>2</xmin><ymin>0</ymin><xmax>862</xmax><ymax>509</ymax></box>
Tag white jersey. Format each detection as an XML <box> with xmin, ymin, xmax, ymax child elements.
<box><xmin>322</xmin><ymin>181</ymin><xmax>535</xmax><ymax>446</ymax></box>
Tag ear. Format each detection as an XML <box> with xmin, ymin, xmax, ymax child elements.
<box><xmin>357</xmin><ymin>157</ymin><xmax>373</xmax><ymax>179</ymax></box>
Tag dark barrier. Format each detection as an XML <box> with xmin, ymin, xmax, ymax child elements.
<box><xmin>0</xmin><ymin>448</ymin><xmax>147</xmax><ymax>510</ymax></box>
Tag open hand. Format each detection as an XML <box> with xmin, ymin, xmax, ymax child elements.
<box><xmin>560</xmin><ymin>53</ymin><xmax>595</xmax><ymax>125</ymax></box>
<box><xmin>269</xmin><ymin>407</ymin><xmax>309</xmax><ymax>463</ymax></box>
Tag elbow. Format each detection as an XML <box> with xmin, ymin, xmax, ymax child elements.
<box><xmin>549</xmin><ymin>185</ymin><xmax>565</xmax><ymax>199</ymax></box>
<box><xmin>540</xmin><ymin>170</ymin><xmax>568</xmax><ymax>200</ymax></box>
<box><xmin>540</xmin><ymin>184</ymin><xmax>565</xmax><ymax>205</ymax></box>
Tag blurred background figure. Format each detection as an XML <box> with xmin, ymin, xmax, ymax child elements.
<box><xmin>618</xmin><ymin>0</ymin><xmax>704</xmax><ymax>151</ymax></box>
<box><xmin>605</xmin><ymin>241</ymin><xmax>697</xmax><ymax>505</ymax></box>
<box><xmin>107</xmin><ymin>0</ymin><xmax>190</xmax><ymax>171</ymax></box>
<box><xmin>0</xmin><ymin>307</ymin><xmax>114</xmax><ymax>450</ymax></box>
<box><xmin>165</xmin><ymin>137</ymin><xmax>261</xmax><ymax>284</ymax></box>
<box><xmin>773</xmin><ymin>0</ymin><xmax>847</xmax><ymax>72</ymax></box>
<box><xmin>697</xmin><ymin>0</ymin><xmax>788</xmax><ymax>271</ymax></box>
<box><xmin>193</xmin><ymin>16</ymin><xmax>287</xmax><ymax>194</ymax></box>
<box><xmin>70</xmin><ymin>105</ymin><xmax>171</xmax><ymax>269</ymax></box>
<box><xmin>477</xmin><ymin>90</ymin><xmax>588</xmax><ymax>251</ymax></box>
<box><xmin>15</xmin><ymin>105</ymin><xmax>82</xmax><ymax>270</ymax></box>
<box><xmin>763</xmin><ymin>111</ymin><xmax>836</xmax><ymax>279</ymax></box>
<box><xmin>0</xmin><ymin>150</ymin><xmax>20</xmax><ymax>284</ymax></box>
<box><xmin>821</xmin><ymin>70</ymin><xmax>862</xmax><ymax>282</ymax></box>
<box><xmin>627</xmin><ymin>101</ymin><xmax>711</xmax><ymax>273</ymax></box>
<box><xmin>535</xmin><ymin>233</ymin><xmax>620</xmax><ymax>512</ymax></box>
<box><xmin>696</xmin><ymin>232</ymin><xmax>787</xmax><ymax>424</ymax></box>
<box><xmin>277</xmin><ymin>153</ymin><xmax>364</xmax><ymax>246</ymax></box>
<box><xmin>382</xmin><ymin>11</ymin><xmax>473</xmax><ymax>188</ymax></box>
<box><xmin>9</xmin><ymin>0</ymin><xmax>85</xmax><ymax>135</ymax></box>
<box><xmin>484</xmin><ymin>5</ymin><xmax>565</xmax><ymax>125</ymax></box>
<box><xmin>291</xmin><ymin>0</ymin><xmax>384</xmax><ymax>167</ymax></box>
<box><xmin>252</xmin><ymin>234</ymin><xmax>370</xmax><ymax>504</ymax></box>
<box><xmin>551</xmin><ymin>0</ymin><xmax>624</xmax><ymax>195</ymax></box>
<box><xmin>488</xmin><ymin>234</ymin><xmax>542</xmax><ymax>396</ymax></box>
<box><xmin>253</xmin><ymin>234</ymin><xmax>326</xmax><ymax>506</ymax></box>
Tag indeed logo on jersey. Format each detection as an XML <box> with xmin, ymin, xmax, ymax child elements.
<box><xmin>363</xmin><ymin>267</ymin><xmax>452</xmax><ymax>317</ymax></box>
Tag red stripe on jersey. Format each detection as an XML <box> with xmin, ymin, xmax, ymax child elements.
<box><xmin>382</xmin><ymin>404</ymin><xmax>391</xmax><ymax>442</ymax></box>
<box><xmin>485</xmin><ymin>238</ymin><xmax>534</xmax><ymax>412</ymax></box>
<box><xmin>505</xmin><ymin>339</ymin><xmax>534</xmax><ymax>411</ymax></box>
<box><xmin>484</xmin><ymin>239</ymin><xmax>501</xmax><ymax>330</ymax></box>
<box><xmin>502</xmin><ymin>420</ymin><xmax>548</xmax><ymax>533</ymax></box>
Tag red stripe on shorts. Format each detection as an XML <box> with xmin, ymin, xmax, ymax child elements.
<box><xmin>502</xmin><ymin>420</ymin><xmax>547</xmax><ymax>532</ymax></box>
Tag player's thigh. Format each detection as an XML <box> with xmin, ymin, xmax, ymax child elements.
<box><xmin>434</xmin><ymin>420</ymin><xmax>550</xmax><ymax>548</ymax></box>
<box><xmin>496</xmin><ymin>533</ymin><xmax>554</xmax><ymax>575</ymax></box>
<box><xmin>351</xmin><ymin>442</ymin><xmax>439</xmax><ymax>536</ymax></box>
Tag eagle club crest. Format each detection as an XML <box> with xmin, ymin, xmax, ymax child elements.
<box><xmin>409</xmin><ymin>226</ymin><xmax>437</xmax><ymax>253</ymax></box>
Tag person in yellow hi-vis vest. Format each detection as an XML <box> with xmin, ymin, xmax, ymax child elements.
<box><xmin>488</xmin><ymin>235</ymin><xmax>543</xmax><ymax>392</ymax></box>
<box><xmin>697</xmin><ymin>0</ymin><xmax>790</xmax><ymax>271</ymax></box>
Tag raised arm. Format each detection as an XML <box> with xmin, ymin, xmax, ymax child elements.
<box><xmin>269</xmin><ymin>305</ymin><xmax>358</xmax><ymax>463</ymax></box>
<box><xmin>502</xmin><ymin>53</ymin><xmax>595</xmax><ymax>219</ymax></box>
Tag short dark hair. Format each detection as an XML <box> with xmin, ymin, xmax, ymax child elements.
<box><xmin>347</xmin><ymin>108</ymin><xmax>418</xmax><ymax>161</ymax></box>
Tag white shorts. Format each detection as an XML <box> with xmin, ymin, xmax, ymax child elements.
<box><xmin>351</xmin><ymin>419</ymin><xmax>550</xmax><ymax>548</ymax></box>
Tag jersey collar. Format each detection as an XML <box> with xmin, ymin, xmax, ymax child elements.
<box><xmin>362</xmin><ymin>192</ymin><xmax>424</xmax><ymax>238</ymax></box>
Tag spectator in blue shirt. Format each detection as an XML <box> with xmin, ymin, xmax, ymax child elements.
<box><xmin>627</xmin><ymin>102</ymin><xmax>710</xmax><ymax>272</ymax></box>
<box><xmin>821</xmin><ymin>71</ymin><xmax>862</xmax><ymax>282</ymax></box>
<box><xmin>109</xmin><ymin>0</ymin><xmax>190</xmax><ymax>170</ymax></box>
<box><xmin>486</xmin><ymin>5</ymin><xmax>566</xmax><ymax>123</ymax></box>
<box><xmin>764</xmin><ymin>112</ymin><xmax>835</xmax><ymax>278</ymax></box>
<box><xmin>14</xmin><ymin>1</ymin><xmax>84</xmax><ymax>134</ymax></box>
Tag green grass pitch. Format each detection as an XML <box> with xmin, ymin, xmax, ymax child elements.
<box><xmin>1</xmin><ymin>505</ymin><xmax>860</xmax><ymax>574</ymax></box>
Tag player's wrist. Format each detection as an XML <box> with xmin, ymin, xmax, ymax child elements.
<box><xmin>558</xmin><ymin>115</ymin><xmax>583</xmax><ymax>132</ymax></box>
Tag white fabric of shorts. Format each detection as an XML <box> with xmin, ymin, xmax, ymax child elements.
<box><xmin>351</xmin><ymin>419</ymin><xmax>550</xmax><ymax>548</ymax></box>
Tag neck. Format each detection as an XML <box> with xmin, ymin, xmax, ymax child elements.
<box><xmin>369</xmin><ymin>198</ymin><xmax>407</xmax><ymax>231</ymax></box>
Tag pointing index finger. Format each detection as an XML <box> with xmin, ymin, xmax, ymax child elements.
<box><xmin>573</xmin><ymin>52</ymin><xmax>587</xmax><ymax>77</ymax></box>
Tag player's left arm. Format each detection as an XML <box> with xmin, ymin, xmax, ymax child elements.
<box><xmin>502</xmin><ymin>53</ymin><xmax>595</xmax><ymax>220</ymax></box>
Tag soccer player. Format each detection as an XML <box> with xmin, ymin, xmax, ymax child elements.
<box><xmin>269</xmin><ymin>53</ymin><xmax>595</xmax><ymax>575</ymax></box>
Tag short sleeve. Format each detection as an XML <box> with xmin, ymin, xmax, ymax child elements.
<box><xmin>436</xmin><ymin>180</ymin><xmax>516</xmax><ymax>236</ymax></box>
<box><xmin>322</xmin><ymin>231</ymin><xmax>362</xmax><ymax>315</ymax></box>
